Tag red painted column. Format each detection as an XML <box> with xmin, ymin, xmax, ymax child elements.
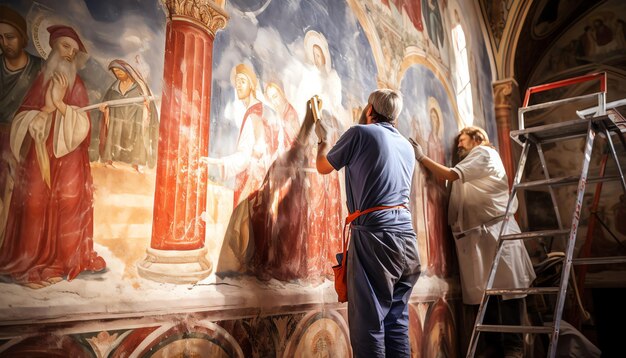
<box><xmin>492</xmin><ymin>79</ymin><xmax>517</xmax><ymax>188</ymax></box>
<box><xmin>138</xmin><ymin>0</ymin><xmax>227</xmax><ymax>283</ymax></box>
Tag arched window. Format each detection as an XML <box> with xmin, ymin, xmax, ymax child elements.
<box><xmin>451</xmin><ymin>10</ymin><xmax>474</xmax><ymax>126</ymax></box>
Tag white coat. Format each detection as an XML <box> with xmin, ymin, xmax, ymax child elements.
<box><xmin>449</xmin><ymin>146</ymin><xmax>536</xmax><ymax>305</ymax></box>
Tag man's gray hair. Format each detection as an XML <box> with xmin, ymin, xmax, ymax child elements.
<box><xmin>368</xmin><ymin>89</ymin><xmax>403</xmax><ymax>123</ymax></box>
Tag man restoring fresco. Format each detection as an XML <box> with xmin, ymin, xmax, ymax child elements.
<box><xmin>411</xmin><ymin>126</ymin><xmax>535</xmax><ymax>358</ymax></box>
<box><xmin>315</xmin><ymin>89</ymin><xmax>421</xmax><ymax>357</ymax></box>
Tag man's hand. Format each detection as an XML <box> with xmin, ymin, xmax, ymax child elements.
<box><xmin>409</xmin><ymin>137</ymin><xmax>425</xmax><ymax>162</ymax></box>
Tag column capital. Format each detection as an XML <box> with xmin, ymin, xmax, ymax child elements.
<box><xmin>492</xmin><ymin>78</ymin><xmax>518</xmax><ymax>108</ymax></box>
<box><xmin>163</xmin><ymin>0</ymin><xmax>228</xmax><ymax>36</ymax></box>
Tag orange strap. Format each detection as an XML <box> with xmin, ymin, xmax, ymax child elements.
<box><xmin>340</xmin><ymin>204</ymin><xmax>407</xmax><ymax>257</ymax></box>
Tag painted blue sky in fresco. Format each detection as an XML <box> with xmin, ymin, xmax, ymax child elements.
<box><xmin>2</xmin><ymin>0</ymin><xmax>496</xmax><ymax>153</ymax></box>
<box><xmin>224</xmin><ymin>0</ymin><xmax>376</xmax><ymax>93</ymax></box>
<box><xmin>209</xmin><ymin>0</ymin><xmax>378</xmax><ymax>156</ymax></box>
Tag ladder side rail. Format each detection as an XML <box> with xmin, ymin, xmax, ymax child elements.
<box><xmin>547</xmin><ymin>124</ymin><xmax>597</xmax><ymax>358</ymax></box>
<box><xmin>522</xmin><ymin>72</ymin><xmax>607</xmax><ymax>107</ymax></box>
<box><xmin>519</xmin><ymin>72</ymin><xmax>607</xmax><ymax>130</ymax></box>
<box><xmin>518</xmin><ymin>106</ymin><xmax>526</xmax><ymax>131</ymax></box>
<box><xmin>613</xmin><ymin>123</ymin><xmax>626</xmax><ymax>150</ymax></box>
<box><xmin>466</xmin><ymin>142</ymin><xmax>531</xmax><ymax>358</ymax></box>
<box><xmin>521</xmin><ymin>93</ymin><xmax>604</xmax><ymax>115</ymax></box>
<box><xmin>598</xmin><ymin>91</ymin><xmax>606</xmax><ymax>116</ymax></box>
<box><xmin>518</xmin><ymin>93</ymin><xmax>604</xmax><ymax>130</ymax></box>
<box><xmin>466</xmin><ymin>213</ymin><xmax>515</xmax><ymax>358</ymax></box>
<box><xmin>535</xmin><ymin>141</ymin><xmax>564</xmax><ymax>231</ymax></box>
<box><xmin>512</xmin><ymin>142</ymin><xmax>531</xmax><ymax>186</ymax></box>
<box><xmin>600</xmin><ymin>122</ymin><xmax>626</xmax><ymax>192</ymax></box>
<box><xmin>576</xmin><ymin>98</ymin><xmax>626</xmax><ymax>119</ymax></box>
<box><xmin>575</xmin><ymin>120</ymin><xmax>626</xmax><ymax>316</ymax></box>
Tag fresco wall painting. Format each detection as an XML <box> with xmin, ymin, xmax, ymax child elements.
<box><xmin>0</xmin><ymin>0</ymin><xmax>497</xmax><ymax>356</ymax></box>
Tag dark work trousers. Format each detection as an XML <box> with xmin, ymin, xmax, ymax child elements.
<box><xmin>478</xmin><ymin>296</ymin><xmax>524</xmax><ymax>355</ymax></box>
<box><xmin>347</xmin><ymin>226</ymin><xmax>421</xmax><ymax>358</ymax></box>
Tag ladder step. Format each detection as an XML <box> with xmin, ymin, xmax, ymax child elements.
<box><xmin>510</xmin><ymin>114</ymin><xmax>621</xmax><ymax>145</ymax></box>
<box><xmin>477</xmin><ymin>324</ymin><xmax>554</xmax><ymax>334</ymax></box>
<box><xmin>573</xmin><ymin>256</ymin><xmax>626</xmax><ymax>265</ymax></box>
<box><xmin>511</xmin><ymin>119</ymin><xmax>589</xmax><ymax>145</ymax></box>
<box><xmin>501</xmin><ymin>229</ymin><xmax>570</xmax><ymax>240</ymax></box>
<box><xmin>514</xmin><ymin>175</ymin><xmax>622</xmax><ymax>189</ymax></box>
<box><xmin>485</xmin><ymin>287</ymin><xmax>560</xmax><ymax>295</ymax></box>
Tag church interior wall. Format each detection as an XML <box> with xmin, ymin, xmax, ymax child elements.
<box><xmin>0</xmin><ymin>0</ymin><xmax>499</xmax><ymax>356</ymax></box>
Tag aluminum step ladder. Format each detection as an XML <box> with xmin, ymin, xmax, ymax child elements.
<box><xmin>466</xmin><ymin>72</ymin><xmax>626</xmax><ymax>358</ymax></box>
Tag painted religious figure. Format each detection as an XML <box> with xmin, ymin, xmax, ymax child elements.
<box><xmin>211</xmin><ymin>63</ymin><xmax>280</xmax><ymax>206</ymax></box>
<box><xmin>422</xmin><ymin>0</ymin><xmax>445</xmax><ymax>51</ymax></box>
<box><xmin>226</xmin><ymin>30</ymin><xmax>346</xmax><ymax>283</ymax></box>
<box><xmin>381</xmin><ymin>0</ymin><xmax>424</xmax><ymax>32</ymax></box>
<box><xmin>0</xmin><ymin>25</ymin><xmax>106</xmax><ymax>289</ymax></box>
<box><xmin>265</xmin><ymin>82</ymin><xmax>300</xmax><ymax>148</ymax></box>
<box><xmin>98</xmin><ymin>59</ymin><xmax>159</xmax><ymax>172</ymax></box>
<box><xmin>0</xmin><ymin>6</ymin><xmax>43</xmax><ymax>238</ymax></box>
<box><xmin>210</xmin><ymin>63</ymin><xmax>281</xmax><ymax>274</ymax></box>
<box><xmin>300</xmin><ymin>30</ymin><xmax>349</xmax><ymax>129</ymax></box>
<box><xmin>424</xmin><ymin>97</ymin><xmax>452</xmax><ymax>277</ymax></box>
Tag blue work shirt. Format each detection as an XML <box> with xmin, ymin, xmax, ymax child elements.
<box><xmin>327</xmin><ymin>122</ymin><xmax>415</xmax><ymax>230</ymax></box>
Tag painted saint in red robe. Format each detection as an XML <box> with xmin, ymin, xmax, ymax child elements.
<box><xmin>0</xmin><ymin>26</ymin><xmax>105</xmax><ymax>289</ymax></box>
<box><xmin>424</xmin><ymin>104</ymin><xmax>452</xmax><ymax>277</ymax></box>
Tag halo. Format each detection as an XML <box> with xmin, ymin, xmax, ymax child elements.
<box><xmin>304</xmin><ymin>30</ymin><xmax>331</xmax><ymax>74</ymax></box>
<box><xmin>229</xmin><ymin>62</ymin><xmax>261</xmax><ymax>101</ymax></box>
<box><xmin>229</xmin><ymin>62</ymin><xmax>257</xmax><ymax>89</ymax></box>
<box><xmin>427</xmin><ymin>96</ymin><xmax>444</xmax><ymax>137</ymax></box>
<box><xmin>30</xmin><ymin>12</ymin><xmax>65</xmax><ymax>59</ymax></box>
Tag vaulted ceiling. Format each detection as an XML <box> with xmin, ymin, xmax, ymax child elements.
<box><xmin>513</xmin><ymin>0</ymin><xmax>604</xmax><ymax>89</ymax></box>
<box><xmin>480</xmin><ymin>0</ymin><xmax>625</xmax><ymax>97</ymax></box>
